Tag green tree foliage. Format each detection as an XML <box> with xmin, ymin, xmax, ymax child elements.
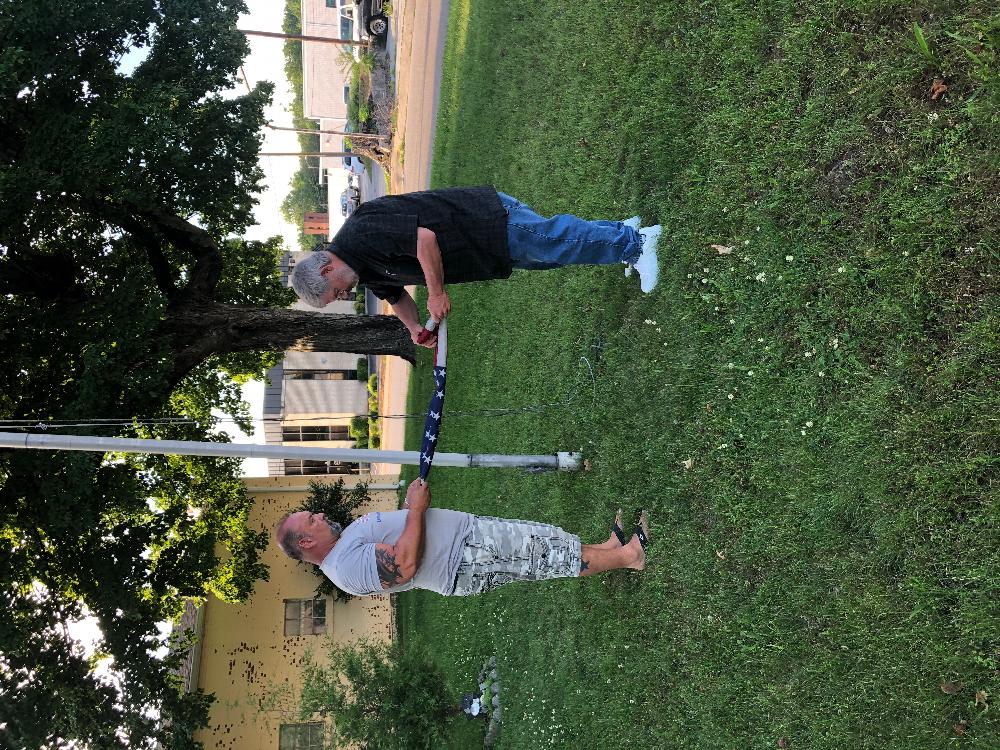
<box><xmin>0</xmin><ymin>0</ymin><xmax>412</xmax><ymax>746</ymax></box>
<box><xmin>282</xmin><ymin>0</ymin><xmax>324</xmax><ymax>251</ymax></box>
<box><xmin>300</xmin><ymin>639</ymin><xmax>457</xmax><ymax>750</ymax></box>
<box><xmin>280</xmin><ymin>165</ymin><xmax>327</xmax><ymax>252</ymax></box>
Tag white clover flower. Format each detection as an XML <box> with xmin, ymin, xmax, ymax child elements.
<box><xmin>838</xmin><ymin>266</ymin><xmax>845</xmax><ymax>273</ymax></box>
<box><xmin>806</xmin><ymin>421</ymin><xmax>814</xmax><ymax>427</ymax></box>
<box><xmin>755</xmin><ymin>272</ymin><xmax>767</xmax><ymax>282</ymax></box>
<box><xmin>785</xmin><ymin>255</ymin><xmax>794</xmax><ymax>261</ymax></box>
<box><xmin>747</xmin><ymin>370</ymin><xmax>754</xmax><ymax>376</ymax></box>
<box><xmin>727</xmin><ymin>393</ymin><xmax>734</xmax><ymax>400</ymax></box>
<box><xmin>818</xmin><ymin>371</ymin><xmax>825</xmax><ymax>377</ymax></box>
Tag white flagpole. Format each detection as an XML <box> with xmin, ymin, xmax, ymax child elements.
<box><xmin>0</xmin><ymin>432</ymin><xmax>582</xmax><ymax>471</ymax></box>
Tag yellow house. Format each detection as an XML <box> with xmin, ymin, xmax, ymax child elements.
<box><xmin>181</xmin><ymin>474</ymin><xmax>400</xmax><ymax>750</ymax></box>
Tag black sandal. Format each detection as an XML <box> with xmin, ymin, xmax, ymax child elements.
<box><xmin>611</xmin><ymin>507</ymin><xmax>628</xmax><ymax>546</ymax></box>
<box><xmin>634</xmin><ymin>509</ymin><xmax>651</xmax><ymax>549</ymax></box>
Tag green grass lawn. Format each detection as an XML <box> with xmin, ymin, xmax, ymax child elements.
<box><xmin>396</xmin><ymin>1</ymin><xmax>1000</xmax><ymax>747</ymax></box>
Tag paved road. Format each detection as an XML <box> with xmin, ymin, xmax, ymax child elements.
<box><xmin>368</xmin><ymin>0</ymin><xmax>451</xmax><ymax>479</ymax></box>
<box><xmin>390</xmin><ymin>0</ymin><xmax>450</xmax><ymax>193</ymax></box>
<box><xmin>359</xmin><ymin>0</ymin><xmax>449</xmax><ymax>202</ymax></box>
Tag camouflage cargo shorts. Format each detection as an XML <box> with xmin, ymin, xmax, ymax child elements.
<box><xmin>449</xmin><ymin>515</ymin><xmax>582</xmax><ymax>597</ymax></box>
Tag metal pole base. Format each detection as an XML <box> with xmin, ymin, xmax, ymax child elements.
<box><xmin>557</xmin><ymin>452</ymin><xmax>583</xmax><ymax>471</ymax></box>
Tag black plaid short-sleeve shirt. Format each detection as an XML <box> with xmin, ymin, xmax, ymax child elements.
<box><xmin>326</xmin><ymin>186</ymin><xmax>512</xmax><ymax>304</ymax></box>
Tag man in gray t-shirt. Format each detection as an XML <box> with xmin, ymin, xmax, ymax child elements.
<box><xmin>274</xmin><ymin>480</ymin><xmax>650</xmax><ymax>597</ymax></box>
<box><xmin>321</xmin><ymin>508</ymin><xmax>473</xmax><ymax>595</ymax></box>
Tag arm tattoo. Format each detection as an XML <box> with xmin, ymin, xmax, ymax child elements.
<box><xmin>376</xmin><ymin>547</ymin><xmax>404</xmax><ymax>588</ymax></box>
<box><xmin>580</xmin><ymin>559</ymin><xmax>590</xmax><ymax>572</ymax></box>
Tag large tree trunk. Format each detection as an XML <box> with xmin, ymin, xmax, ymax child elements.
<box><xmin>163</xmin><ymin>300</ymin><xmax>415</xmax><ymax>383</ymax></box>
<box><xmin>347</xmin><ymin>139</ymin><xmax>392</xmax><ymax>170</ymax></box>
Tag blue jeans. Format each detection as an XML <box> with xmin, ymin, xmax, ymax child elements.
<box><xmin>498</xmin><ymin>192</ymin><xmax>642</xmax><ymax>270</ymax></box>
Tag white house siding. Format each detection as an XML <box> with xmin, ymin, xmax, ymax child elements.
<box><xmin>284</xmin><ymin>351</ymin><xmax>363</xmax><ymax>371</ymax></box>
<box><xmin>301</xmin><ymin>0</ymin><xmax>353</xmax><ymax>121</ymax></box>
<box><xmin>284</xmin><ymin>379</ymin><xmax>367</xmax><ymax>416</ymax></box>
<box><xmin>320</xmin><ymin>117</ymin><xmax>350</xmax><ymax>176</ymax></box>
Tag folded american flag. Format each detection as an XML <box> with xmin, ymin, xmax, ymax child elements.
<box><xmin>418</xmin><ymin>318</ymin><xmax>447</xmax><ymax>481</ymax></box>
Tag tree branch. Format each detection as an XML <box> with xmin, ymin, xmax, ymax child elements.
<box><xmin>114</xmin><ymin>203</ymin><xmax>222</xmax><ymax>300</ymax></box>
<box><xmin>113</xmin><ymin>216</ymin><xmax>178</xmax><ymax>299</ymax></box>
<box><xmin>128</xmin><ymin>205</ymin><xmax>218</xmax><ymax>258</ymax></box>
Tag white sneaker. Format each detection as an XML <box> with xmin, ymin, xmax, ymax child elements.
<box><xmin>622</xmin><ymin>216</ymin><xmax>641</xmax><ymax>276</ymax></box>
<box><xmin>635</xmin><ymin>225</ymin><xmax>661</xmax><ymax>293</ymax></box>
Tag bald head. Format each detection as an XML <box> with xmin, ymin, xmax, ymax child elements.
<box><xmin>275</xmin><ymin>511</ymin><xmax>342</xmax><ymax>565</ymax></box>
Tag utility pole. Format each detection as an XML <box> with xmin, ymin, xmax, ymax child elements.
<box><xmin>260</xmin><ymin>152</ymin><xmax>352</xmax><ymax>157</ymax></box>
<box><xmin>239</xmin><ymin>29</ymin><xmax>361</xmax><ymax>47</ymax></box>
<box><xmin>266</xmin><ymin>124</ymin><xmax>389</xmax><ymax>141</ymax></box>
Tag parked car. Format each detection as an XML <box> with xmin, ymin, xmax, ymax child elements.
<box><xmin>340</xmin><ymin>185</ymin><xmax>361</xmax><ymax>217</ymax></box>
<box><xmin>339</xmin><ymin>193</ymin><xmax>356</xmax><ymax>217</ymax></box>
<box><xmin>341</xmin><ymin>124</ymin><xmax>367</xmax><ymax>176</ymax></box>
<box><xmin>343</xmin><ymin>153</ymin><xmax>365</xmax><ymax>176</ymax></box>
<box><xmin>330</xmin><ymin>0</ymin><xmax>356</xmax><ymax>40</ymax></box>
<box><xmin>355</xmin><ymin>0</ymin><xmax>388</xmax><ymax>39</ymax></box>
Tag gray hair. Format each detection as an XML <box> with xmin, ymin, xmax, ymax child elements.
<box><xmin>290</xmin><ymin>248</ymin><xmax>333</xmax><ymax>308</ymax></box>
<box><xmin>276</xmin><ymin>512</ymin><xmax>304</xmax><ymax>561</ymax></box>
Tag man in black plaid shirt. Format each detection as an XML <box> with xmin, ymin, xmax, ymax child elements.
<box><xmin>291</xmin><ymin>186</ymin><xmax>662</xmax><ymax>347</ymax></box>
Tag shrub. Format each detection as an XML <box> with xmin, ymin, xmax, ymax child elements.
<box><xmin>300</xmin><ymin>638</ymin><xmax>458</xmax><ymax>750</ymax></box>
<box><xmin>349</xmin><ymin>414</ymin><xmax>368</xmax><ymax>436</ymax></box>
<box><xmin>356</xmin><ymin>357</ymin><xmax>368</xmax><ymax>382</ymax></box>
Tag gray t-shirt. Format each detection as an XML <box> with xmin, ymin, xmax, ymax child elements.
<box><xmin>320</xmin><ymin>508</ymin><xmax>473</xmax><ymax>596</ymax></box>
